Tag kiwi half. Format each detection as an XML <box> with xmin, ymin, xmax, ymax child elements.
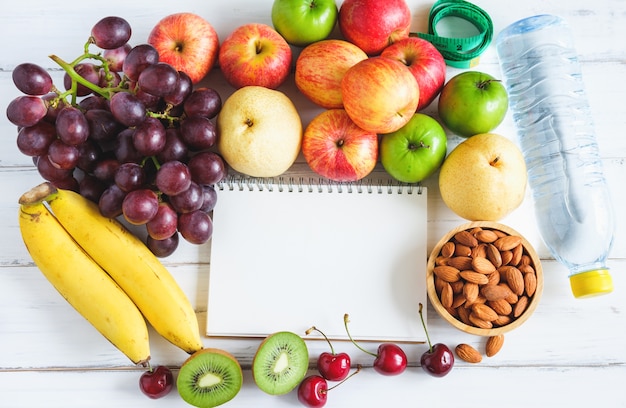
<box><xmin>177</xmin><ymin>348</ymin><xmax>243</xmax><ymax>407</ymax></box>
<box><xmin>252</xmin><ymin>331</ymin><xmax>309</xmax><ymax>395</ymax></box>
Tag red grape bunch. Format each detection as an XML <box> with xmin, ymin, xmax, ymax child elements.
<box><xmin>7</xmin><ymin>16</ymin><xmax>227</xmax><ymax>257</ymax></box>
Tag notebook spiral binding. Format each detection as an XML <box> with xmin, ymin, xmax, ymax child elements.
<box><xmin>216</xmin><ymin>175</ymin><xmax>424</xmax><ymax>195</ymax></box>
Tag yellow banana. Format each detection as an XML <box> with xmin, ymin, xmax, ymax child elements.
<box><xmin>18</xmin><ymin>193</ymin><xmax>150</xmax><ymax>365</ymax></box>
<box><xmin>38</xmin><ymin>182</ymin><xmax>203</xmax><ymax>354</ymax></box>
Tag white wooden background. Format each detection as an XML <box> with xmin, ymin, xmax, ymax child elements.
<box><xmin>1</xmin><ymin>0</ymin><xmax>625</xmax><ymax>407</ymax></box>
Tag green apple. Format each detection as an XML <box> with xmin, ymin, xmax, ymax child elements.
<box><xmin>380</xmin><ymin>113</ymin><xmax>447</xmax><ymax>183</ymax></box>
<box><xmin>437</xmin><ymin>71</ymin><xmax>509</xmax><ymax>138</ymax></box>
<box><xmin>271</xmin><ymin>0</ymin><xmax>338</xmax><ymax>47</ymax></box>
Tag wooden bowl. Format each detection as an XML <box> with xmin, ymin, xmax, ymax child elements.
<box><xmin>426</xmin><ymin>221</ymin><xmax>543</xmax><ymax>336</ymax></box>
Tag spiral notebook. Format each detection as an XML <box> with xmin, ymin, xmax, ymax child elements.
<box><xmin>206</xmin><ymin>174</ymin><xmax>428</xmax><ymax>343</ymax></box>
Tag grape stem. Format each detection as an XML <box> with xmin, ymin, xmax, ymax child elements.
<box><xmin>49</xmin><ymin>54</ymin><xmax>111</xmax><ymax>100</ymax></box>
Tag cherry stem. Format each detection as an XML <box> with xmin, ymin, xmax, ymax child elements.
<box><xmin>326</xmin><ymin>364</ymin><xmax>362</xmax><ymax>393</ymax></box>
<box><xmin>305</xmin><ymin>326</ymin><xmax>335</xmax><ymax>355</ymax></box>
<box><xmin>418</xmin><ymin>303</ymin><xmax>433</xmax><ymax>353</ymax></box>
<box><xmin>343</xmin><ymin>314</ymin><xmax>377</xmax><ymax>358</ymax></box>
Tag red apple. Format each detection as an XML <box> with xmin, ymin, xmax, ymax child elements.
<box><xmin>218</xmin><ymin>23</ymin><xmax>292</xmax><ymax>89</ymax></box>
<box><xmin>338</xmin><ymin>0</ymin><xmax>411</xmax><ymax>55</ymax></box>
<box><xmin>147</xmin><ymin>13</ymin><xmax>219</xmax><ymax>84</ymax></box>
<box><xmin>295</xmin><ymin>39</ymin><xmax>368</xmax><ymax>109</ymax></box>
<box><xmin>341</xmin><ymin>56</ymin><xmax>419</xmax><ymax>134</ymax></box>
<box><xmin>302</xmin><ymin>109</ymin><xmax>378</xmax><ymax>182</ymax></box>
<box><xmin>381</xmin><ymin>37</ymin><xmax>447</xmax><ymax>111</ymax></box>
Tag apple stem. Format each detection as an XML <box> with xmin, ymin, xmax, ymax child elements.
<box><xmin>478</xmin><ymin>79</ymin><xmax>502</xmax><ymax>90</ymax></box>
<box><xmin>418</xmin><ymin>303</ymin><xmax>434</xmax><ymax>353</ymax></box>
<box><xmin>326</xmin><ymin>364</ymin><xmax>362</xmax><ymax>392</ymax></box>
<box><xmin>305</xmin><ymin>326</ymin><xmax>336</xmax><ymax>355</ymax></box>
<box><xmin>343</xmin><ymin>314</ymin><xmax>378</xmax><ymax>358</ymax></box>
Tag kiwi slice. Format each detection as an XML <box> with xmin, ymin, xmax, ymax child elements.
<box><xmin>177</xmin><ymin>348</ymin><xmax>243</xmax><ymax>407</ymax></box>
<box><xmin>252</xmin><ymin>331</ymin><xmax>309</xmax><ymax>395</ymax></box>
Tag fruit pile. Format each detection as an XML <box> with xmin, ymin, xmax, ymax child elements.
<box><xmin>9</xmin><ymin>0</ymin><xmax>539</xmax><ymax>406</ymax></box>
<box><xmin>8</xmin><ymin>15</ymin><xmax>224</xmax><ymax>257</ymax></box>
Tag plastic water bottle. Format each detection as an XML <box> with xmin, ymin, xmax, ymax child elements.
<box><xmin>495</xmin><ymin>14</ymin><xmax>615</xmax><ymax>298</ymax></box>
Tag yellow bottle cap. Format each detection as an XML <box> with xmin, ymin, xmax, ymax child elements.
<box><xmin>569</xmin><ymin>268</ymin><xmax>614</xmax><ymax>298</ymax></box>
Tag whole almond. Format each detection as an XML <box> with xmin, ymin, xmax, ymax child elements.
<box><xmin>513</xmin><ymin>295</ymin><xmax>529</xmax><ymax>317</ymax></box>
<box><xmin>500</xmin><ymin>250</ymin><xmax>513</xmax><ymax>265</ymax></box>
<box><xmin>472</xmin><ymin>257</ymin><xmax>496</xmax><ymax>274</ymax></box>
<box><xmin>450</xmin><ymin>279</ymin><xmax>465</xmax><ymax>294</ymax></box>
<box><xmin>433</xmin><ymin>265</ymin><xmax>461</xmax><ymax>282</ymax></box>
<box><xmin>455</xmin><ymin>343</ymin><xmax>482</xmax><ymax>363</ymax></box>
<box><xmin>463</xmin><ymin>282</ymin><xmax>479</xmax><ymax>304</ymax></box>
<box><xmin>434</xmin><ymin>276</ymin><xmax>447</xmax><ymax>294</ymax></box>
<box><xmin>441</xmin><ymin>282</ymin><xmax>453</xmax><ymax>308</ymax></box>
<box><xmin>493</xmin><ymin>314</ymin><xmax>512</xmax><ymax>326</ymax></box>
<box><xmin>494</xmin><ymin>235</ymin><xmax>522</xmax><ymax>251</ymax></box>
<box><xmin>454</xmin><ymin>230</ymin><xmax>478</xmax><ymax>247</ymax></box>
<box><xmin>474</xmin><ymin>229</ymin><xmax>499</xmax><ymax>243</ymax></box>
<box><xmin>447</xmin><ymin>256</ymin><xmax>473</xmax><ymax>270</ymax></box>
<box><xmin>471</xmin><ymin>243</ymin><xmax>488</xmax><ymax>259</ymax></box>
<box><xmin>441</xmin><ymin>241</ymin><xmax>455</xmax><ymax>258</ymax></box>
<box><xmin>486</xmin><ymin>269</ymin><xmax>501</xmax><ymax>286</ymax></box>
<box><xmin>454</xmin><ymin>243</ymin><xmax>472</xmax><ymax>257</ymax></box>
<box><xmin>481</xmin><ymin>284</ymin><xmax>512</xmax><ymax>301</ymax></box>
<box><xmin>519</xmin><ymin>263</ymin><xmax>536</xmax><ymax>275</ymax></box>
<box><xmin>469</xmin><ymin>313</ymin><xmax>493</xmax><ymax>329</ymax></box>
<box><xmin>486</xmin><ymin>244</ymin><xmax>503</xmax><ymax>268</ymax></box>
<box><xmin>524</xmin><ymin>272</ymin><xmax>538</xmax><ymax>297</ymax></box>
<box><xmin>452</xmin><ymin>294</ymin><xmax>466</xmax><ymax>308</ymax></box>
<box><xmin>460</xmin><ymin>270</ymin><xmax>490</xmax><ymax>285</ymax></box>
<box><xmin>501</xmin><ymin>266</ymin><xmax>525</xmax><ymax>296</ymax></box>
<box><xmin>488</xmin><ymin>298</ymin><xmax>513</xmax><ymax>316</ymax></box>
<box><xmin>472</xmin><ymin>303</ymin><xmax>499</xmax><ymax>321</ymax></box>
<box><xmin>486</xmin><ymin>334</ymin><xmax>505</xmax><ymax>357</ymax></box>
<box><xmin>457</xmin><ymin>305</ymin><xmax>472</xmax><ymax>325</ymax></box>
<box><xmin>510</xmin><ymin>243</ymin><xmax>524</xmax><ymax>266</ymax></box>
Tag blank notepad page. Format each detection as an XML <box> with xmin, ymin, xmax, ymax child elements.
<box><xmin>207</xmin><ymin>177</ymin><xmax>428</xmax><ymax>343</ymax></box>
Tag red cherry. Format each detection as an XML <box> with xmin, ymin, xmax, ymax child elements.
<box><xmin>418</xmin><ymin>303</ymin><xmax>455</xmax><ymax>377</ymax></box>
<box><xmin>343</xmin><ymin>314</ymin><xmax>407</xmax><ymax>376</ymax></box>
<box><xmin>306</xmin><ymin>326</ymin><xmax>351</xmax><ymax>381</ymax></box>
<box><xmin>139</xmin><ymin>365</ymin><xmax>174</xmax><ymax>399</ymax></box>
<box><xmin>297</xmin><ymin>375</ymin><xmax>328</xmax><ymax>407</ymax></box>
<box><xmin>317</xmin><ymin>351</ymin><xmax>351</xmax><ymax>381</ymax></box>
<box><xmin>373</xmin><ymin>343</ymin><xmax>408</xmax><ymax>376</ymax></box>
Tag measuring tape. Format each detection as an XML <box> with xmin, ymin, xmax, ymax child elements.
<box><xmin>414</xmin><ymin>0</ymin><xmax>493</xmax><ymax>68</ymax></box>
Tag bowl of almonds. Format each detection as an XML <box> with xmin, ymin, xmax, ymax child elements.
<box><xmin>426</xmin><ymin>221</ymin><xmax>543</xmax><ymax>336</ymax></box>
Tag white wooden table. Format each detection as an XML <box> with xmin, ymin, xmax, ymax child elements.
<box><xmin>1</xmin><ymin>0</ymin><xmax>624</xmax><ymax>407</ymax></box>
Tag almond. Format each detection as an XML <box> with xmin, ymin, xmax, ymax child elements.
<box><xmin>500</xmin><ymin>250</ymin><xmax>513</xmax><ymax>265</ymax></box>
<box><xmin>518</xmin><ymin>263</ymin><xmax>536</xmax><ymax>275</ymax></box>
<box><xmin>469</xmin><ymin>313</ymin><xmax>493</xmax><ymax>329</ymax></box>
<box><xmin>471</xmin><ymin>303</ymin><xmax>499</xmax><ymax>321</ymax></box>
<box><xmin>486</xmin><ymin>269</ymin><xmax>501</xmax><ymax>286</ymax></box>
<box><xmin>488</xmin><ymin>298</ymin><xmax>513</xmax><ymax>316</ymax></box>
<box><xmin>450</xmin><ymin>279</ymin><xmax>465</xmax><ymax>294</ymax></box>
<box><xmin>472</xmin><ymin>257</ymin><xmax>496</xmax><ymax>274</ymax></box>
<box><xmin>524</xmin><ymin>272</ymin><xmax>538</xmax><ymax>297</ymax></box>
<box><xmin>457</xmin><ymin>305</ymin><xmax>472</xmax><ymax>325</ymax></box>
<box><xmin>510</xmin><ymin>243</ymin><xmax>524</xmax><ymax>266</ymax></box>
<box><xmin>463</xmin><ymin>282</ymin><xmax>479</xmax><ymax>304</ymax></box>
<box><xmin>493</xmin><ymin>314</ymin><xmax>512</xmax><ymax>326</ymax></box>
<box><xmin>460</xmin><ymin>270</ymin><xmax>489</xmax><ymax>285</ymax></box>
<box><xmin>447</xmin><ymin>256</ymin><xmax>473</xmax><ymax>270</ymax></box>
<box><xmin>481</xmin><ymin>284</ymin><xmax>512</xmax><ymax>301</ymax></box>
<box><xmin>513</xmin><ymin>295</ymin><xmax>529</xmax><ymax>317</ymax></box>
<box><xmin>501</xmin><ymin>266</ymin><xmax>525</xmax><ymax>296</ymax></box>
<box><xmin>486</xmin><ymin>243</ymin><xmax>503</xmax><ymax>268</ymax></box>
<box><xmin>454</xmin><ymin>243</ymin><xmax>472</xmax><ymax>257</ymax></box>
<box><xmin>474</xmin><ymin>229</ymin><xmax>499</xmax><ymax>243</ymax></box>
<box><xmin>441</xmin><ymin>282</ymin><xmax>453</xmax><ymax>308</ymax></box>
<box><xmin>454</xmin><ymin>230</ymin><xmax>478</xmax><ymax>247</ymax></box>
<box><xmin>441</xmin><ymin>241</ymin><xmax>455</xmax><ymax>258</ymax></box>
<box><xmin>455</xmin><ymin>343</ymin><xmax>482</xmax><ymax>363</ymax></box>
<box><xmin>486</xmin><ymin>334</ymin><xmax>505</xmax><ymax>357</ymax></box>
<box><xmin>494</xmin><ymin>235</ymin><xmax>522</xmax><ymax>251</ymax></box>
<box><xmin>471</xmin><ymin>243</ymin><xmax>488</xmax><ymax>259</ymax></box>
<box><xmin>433</xmin><ymin>265</ymin><xmax>461</xmax><ymax>282</ymax></box>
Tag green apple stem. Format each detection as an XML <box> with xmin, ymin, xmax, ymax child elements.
<box><xmin>343</xmin><ymin>314</ymin><xmax>378</xmax><ymax>358</ymax></box>
<box><xmin>478</xmin><ymin>79</ymin><xmax>502</xmax><ymax>90</ymax></box>
<box><xmin>418</xmin><ymin>303</ymin><xmax>433</xmax><ymax>353</ymax></box>
<box><xmin>305</xmin><ymin>326</ymin><xmax>336</xmax><ymax>355</ymax></box>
